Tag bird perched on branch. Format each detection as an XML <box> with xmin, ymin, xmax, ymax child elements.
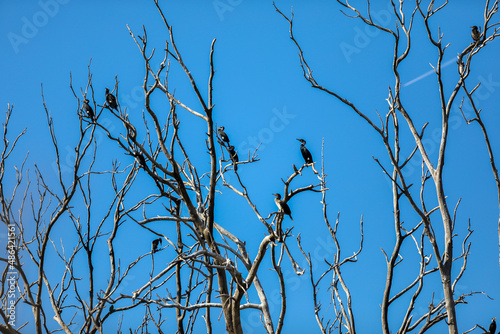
<box><xmin>471</xmin><ymin>25</ymin><xmax>481</xmax><ymax>42</ymax></box>
<box><xmin>82</xmin><ymin>99</ymin><xmax>94</xmax><ymax>120</ymax></box>
<box><xmin>133</xmin><ymin>149</ymin><xmax>147</xmax><ymax>168</ymax></box>
<box><xmin>218</xmin><ymin>126</ymin><xmax>230</xmax><ymax>145</ymax></box>
<box><xmin>272</xmin><ymin>193</ymin><xmax>293</xmax><ymax>221</ymax></box>
<box><xmin>227</xmin><ymin>145</ymin><xmax>239</xmax><ymax>171</ymax></box>
<box><xmin>105</xmin><ymin>88</ymin><xmax>118</xmax><ymax>110</ymax></box>
<box><xmin>297</xmin><ymin>138</ymin><xmax>313</xmax><ymax>164</ymax></box>
<box><xmin>489</xmin><ymin>317</ymin><xmax>497</xmax><ymax>334</ymax></box>
<box><xmin>151</xmin><ymin>238</ymin><xmax>162</xmax><ymax>253</ymax></box>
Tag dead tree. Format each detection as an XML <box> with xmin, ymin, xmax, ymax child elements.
<box><xmin>1</xmin><ymin>2</ymin><xmax>322</xmax><ymax>334</ymax></box>
<box><xmin>274</xmin><ymin>1</ymin><xmax>500</xmax><ymax>333</ymax></box>
<box><xmin>3</xmin><ymin>1</ymin><xmax>498</xmax><ymax>334</ymax></box>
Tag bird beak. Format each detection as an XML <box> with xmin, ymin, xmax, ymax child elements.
<box><xmin>296</xmin><ymin>138</ymin><xmax>300</xmax><ymax>141</ymax></box>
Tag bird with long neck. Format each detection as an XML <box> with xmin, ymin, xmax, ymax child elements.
<box><xmin>490</xmin><ymin>317</ymin><xmax>496</xmax><ymax>334</ymax></box>
<box><xmin>273</xmin><ymin>193</ymin><xmax>292</xmax><ymax>241</ymax></box>
<box><xmin>272</xmin><ymin>193</ymin><xmax>293</xmax><ymax>221</ymax></box>
<box><xmin>297</xmin><ymin>138</ymin><xmax>313</xmax><ymax>164</ymax></box>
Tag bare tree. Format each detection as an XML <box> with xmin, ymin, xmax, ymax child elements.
<box><xmin>1</xmin><ymin>2</ymin><xmax>322</xmax><ymax>334</ymax></box>
<box><xmin>1</xmin><ymin>1</ymin><xmax>499</xmax><ymax>334</ymax></box>
<box><xmin>274</xmin><ymin>1</ymin><xmax>500</xmax><ymax>333</ymax></box>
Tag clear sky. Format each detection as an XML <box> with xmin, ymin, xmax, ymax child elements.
<box><xmin>1</xmin><ymin>1</ymin><xmax>500</xmax><ymax>333</ymax></box>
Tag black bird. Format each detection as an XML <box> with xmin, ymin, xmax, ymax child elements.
<box><xmin>471</xmin><ymin>26</ymin><xmax>481</xmax><ymax>42</ymax></box>
<box><xmin>105</xmin><ymin>88</ymin><xmax>118</xmax><ymax>110</ymax></box>
<box><xmin>227</xmin><ymin>145</ymin><xmax>239</xmax><ymax>171</ymax></box>
<box><xmin>152</xmin><ymin>238</ymin><xmax>162</xmax><ymax>253</ymax></box>
<box><xmin>82</xmin><ymin>99</ymin><xmax>94</xmax><ymax>120</ymax></box>
<box><xmin>489</xmin><ymin>317</ymin><xmax>496</xmax><ymax>334</ymax></box>
<box><xmin>133</xmin><ymin>150</ymin><xmax>146</xmax><ymax>167</ymax></box>
<box><xmin>218</xmin><ymin>126</ymin><xmax>230</xmax><ymax>145</ymax></box>
<box><xmin>297</xmin><ymin>138</ymin><xmax>313</xmax><ymax>164</ymax></box>
<box><xmin>272</xmin><ymin>193</ymin><xmax>293</xmax><ymax>221</ymax></box>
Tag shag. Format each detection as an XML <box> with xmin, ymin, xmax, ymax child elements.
<box><xmin>82</xmin><ymin>99</ymin><xmax>94</xmax><ymax>120</ymax></box>
<box><xmin>490</xmin><ymin>317</ymin><xmax>497</xmax><ymax>334</ymax></box>
<box><xmin>272</xmin><ymin>193</ymin><xmax>293</xmax><ymax>221</ymax></box>
<box><xmin>152</xmin><ymin>238</ymin><xmax>162</xmax><ymax>253</ymax></box>
<box><xmin>105</xmin><ymin>88</ymin><xmax>118</xmax><ymax>110</ymax></box>
<box><xmin>471</xmin><ymin>26</ymin><xmax>481</xmax><ymax>42</ymax></box>
<box><xmin>218</xmin><ymin>126</ymin><xmax>230</xmax><ymax>145</ymax></box>
<box><xmin>133</xmin><ymin>150</ymin><xmax>146</xmax><ymax>167</ymax></box>
<box><xmin>227</xmin><ymin>145</ymin><xmax>239</xmax><ymax>171</ymax></box>
<box><xmin>297</xmin><ymin>138</ymin><xmax>313</xmax><ymax>164</ymax></box>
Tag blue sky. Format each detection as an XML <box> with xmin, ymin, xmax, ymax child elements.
<box><xmin>2</xmin><ymin>1</ymin><xmax>500</xmax><ymax>333</ymax></box>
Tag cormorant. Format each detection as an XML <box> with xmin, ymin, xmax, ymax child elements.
<box><xmin>133</xmin><ymin>149</ymin><xmax>146</xmax><ymax>167</ymax></box>
<box><xmin>297</xmin><ymin>138</ymin><xmax>313</xmax><ymax>164</ymax></box>
<box><xmin>82</xmin><ymin>99</ymin><xmax>94</xmax><ymax>120</ymax></box>
<box><xmin>471</xmin><ymin>26</ymin><xmax>481</xmax><ymax>42</ymax></box>
<box><xmin>227</xmin><ymin>145</ymin><xmax>239</xmax><ymax>171</ymax></box>
<box><xmin>272</xmin><ymin>193</ymin><xmax>293</xmax><ymax>221</ymax></box>
<box><xmin>151</xmin><ymin>238</ymin><xmax>162</xmax><ymax>253</ymax></box>
<box><xmin>490</xmin><ymin>317</ymin><xmax>496</xmax><ymax>334</ymax></box>
<box><xmin>105</xmin><ymin>88</ymin><xmax>118</xmax><ymax>110</ymax></box>
<box><xmin>218</xmin><ymin>126</ymin><xmax>230</xmax><ymax>145</ymax></box>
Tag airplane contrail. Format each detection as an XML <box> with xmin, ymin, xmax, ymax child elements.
<box><xmin>403</xmin><ymin>58</ymin><xmax>456</xmax><ymax>87</ymax></box>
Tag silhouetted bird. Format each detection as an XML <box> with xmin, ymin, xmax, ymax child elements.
<box><xmin>272</xmin><ymin>193</ymin><xmax>293</xmax><ymax>221</ymax></box>
<box><xmin>152</xmin><ymin>238</ymin><xmax>162</xmax><ymax>253</ymax></box>
<box><xmin>227</xmin><ymin>145</ymin><xmax>239</xmax><ymax>171</ymax></box>
<box><xmin>218</xmin><ymin>126</ymin><xmax>230</xmax><ymax>145</ymax></box>
<box><xmin>297</xmin><ymin>138</ymin><xmax>313</xmax><ymax>164</ymax></box>
<box><xmin>489</xmin><ymin>317</ymin><xmax>496</xmax><ymax>334</ymax></box>
<box><xmin>133</xmin><ymin>150</ymin><xmax>146</xmax><ymax>167</ymax></box>
<box><xmin>82</xmin><ymin>99</ymin><xmax>94</xmax><ymax>120</ymax></box>
<box><xmin>105</xmin><ymin>88</ymin><xmax>118</xmax><ymax>110</ymax></box>
<box><xmin>471</xmin><ymin>26</ymin><xmax>481</xmax><ymax>42</ymax></box>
